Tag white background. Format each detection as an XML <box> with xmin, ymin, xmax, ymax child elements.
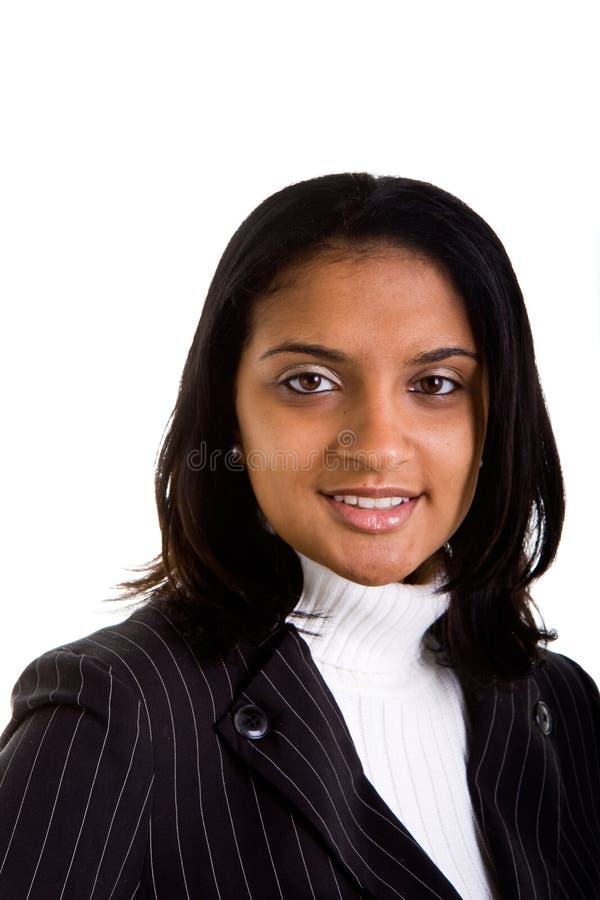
<box><xmin>1</xmin><ymin>1</ymin><xmax>599</xmax><ymax>722</ymax></box>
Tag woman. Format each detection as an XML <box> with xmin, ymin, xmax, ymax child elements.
<box><xmin>1</xmin><ymin>173</ymin><xmax>598</xmax><ymax>900</ymax></box>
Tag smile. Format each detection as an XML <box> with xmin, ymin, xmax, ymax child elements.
<box><xmin>320</xmin><ymin>493</ymin><xmax>420</xmax><ymax>533</ymax></box>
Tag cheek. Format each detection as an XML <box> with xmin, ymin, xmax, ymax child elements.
<box><xmin>241</xmin><ymin>421</ymin><xmax>315</xmax><ymax>506</ymax></box>
<box><xmin>240</xmin><ymin>403</ymin><xmax>323</xmax><ymax>463</ymax></box>
<box><xmin>237</xmin><ymin>401</ymin><xmax>283</xmax><ymax>457</ymax></box>
<box><xmin>245</xmin><ymin>463</ymin><xmax>310</xmax><ymax>532</ymax></box>
<box><xmin>446</xmin><ymin>439</ymin><xmax>482</xmax><ymax>515</ymax></box>
<box><xmin>425</xmin><ymin>419</ymin><xmax>478</xmax><ymax>463</ymax></box>
<box><xmin>422</xmin><ymin>416</ymin><xmax>481</xmax><ymax>502</ymax></box>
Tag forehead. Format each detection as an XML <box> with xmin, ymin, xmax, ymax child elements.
<box><xmin>246</xmin><ymin>247</ymin><xmax>474</xmax><ymax>354</ymax></box>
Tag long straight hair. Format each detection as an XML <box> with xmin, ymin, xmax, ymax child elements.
<box><xmin>109</xmin><ymin>173</ymin><xmax>564</xmax><ymax>687</ymax></box>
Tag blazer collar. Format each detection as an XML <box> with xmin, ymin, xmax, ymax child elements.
<box><xmin>216</xmin><ymin>622</ymin><xmax>462</xmax><ymax>899</ymax></box>
<box><xmin>214</xmin><ymin>621</ymin><xmax>561</xmax><ymax>900</ymax></box>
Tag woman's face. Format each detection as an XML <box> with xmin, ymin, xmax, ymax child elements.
<box><xmin>234</xmin><ymin>247</ymin><xmax>488</xmax><ymax>585</ymax></box>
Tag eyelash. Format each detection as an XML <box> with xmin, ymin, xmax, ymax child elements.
<box><xmin>279</xmin><ymin>370</ymin><xmax>461</xmax><ymax>397</ymax></box>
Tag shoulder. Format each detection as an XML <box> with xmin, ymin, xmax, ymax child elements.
<box><xmin>2</xmin><ymin>605</ymin><xmax>172</xmax><ymax>742</ymax></box>
<box><xmin>4</xmin><ymin>602</ymin><xmax>264</xmax><ymax>747</ymax></box>
<box><xmin>535</xmin><ymin>647</ymin><xmax>600</xmax><ymax>706</ymax></box>
<box><xmin>9</xmin><ymin>604</ymin><xmax>186</xmax><ymax>704</ymax></box>
<box><xmin>51</xmin><ymin>602</ymin><xmax>195</xmax><ymax>685</ymax></box>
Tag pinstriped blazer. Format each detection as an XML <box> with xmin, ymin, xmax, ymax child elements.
<box><xmin>0</xmin><ymin>601</ymin><xmax>599</xmax><ymax>900</ymax></box>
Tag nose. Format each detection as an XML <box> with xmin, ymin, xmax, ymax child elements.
<box><xmin>334</xmin><ymin>391</ymin><xmax>415</xmax><ymax>473</ymax></box>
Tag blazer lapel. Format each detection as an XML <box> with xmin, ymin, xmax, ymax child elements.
<box><xmin>215</xmin><ymin>622</ymin><xmax>463</xmax><ymax>900</ymax></box>
<box><xmin>463</xmin><ymin>672</ymin><xmax>561</xmax><ymax>899</ymax></box>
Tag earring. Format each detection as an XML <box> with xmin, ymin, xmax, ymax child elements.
<box><xmin>479</xmin><ymin>459</ymin><xmax>483</xmax><ymax>469</ymax></box>
<box><xmin>230</xmin><ymin>443</ymin><xmax>244</xmax><ymax>466</ymax></box>
<box><xmin>443</xmin><ymin>541</ymin><xmax>453</xmax><ymax>558</ymax></box>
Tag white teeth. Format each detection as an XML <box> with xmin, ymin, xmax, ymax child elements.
<box><xmin>332</xmin><ymin>495</ymin><xmax>410</xmax><ymax>509</ymax></box>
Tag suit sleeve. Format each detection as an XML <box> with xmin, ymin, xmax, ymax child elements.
<box><xmin>0</xmin><ymin>648</ymin><xmax>154</xmax><ymax>900</ymax></box>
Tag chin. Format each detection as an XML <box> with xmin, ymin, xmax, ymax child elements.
<box><xmin>326</xmin><ymin>546</ymin><xmax>444</xmax><ymax>587</ymax></box>
<box><xmin>343</xmin><ymin>571</ymin><xmax>401</xmax><ymax>587</ymax></box>
<box><xmin>327</xmin><ymin>556</ymin><xmax>418</xmax><ymax>587</ymax></box>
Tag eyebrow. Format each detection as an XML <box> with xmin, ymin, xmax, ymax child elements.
<box><xmin>259</xmin><ymin>340</ymin><xmax>481</xmax><ymax>366</ymax></box>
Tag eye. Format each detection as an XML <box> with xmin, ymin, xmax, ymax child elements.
<box><xmin>409</xmin><ymin>375</ymin><xmax>460</xmax><ymax>396</ymax></box>
<box><xmin>280</xmin><ymin>370</ymin><xmax>339</xmax><ymax>394</ymax></box>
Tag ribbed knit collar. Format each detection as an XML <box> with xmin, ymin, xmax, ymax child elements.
<box><xmin>287</xmin><ymin>553</ymin><xmax>450</xmax><ymax>691</ymax></box>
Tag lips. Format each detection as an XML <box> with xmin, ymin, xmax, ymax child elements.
<box><xmin>320</xmin><ymin>492</ymin><xmax>420</xmax><ymax>533</ymax></box>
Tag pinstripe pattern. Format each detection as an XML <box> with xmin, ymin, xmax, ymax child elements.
<box><xmin>1</xmin><ymin>603</ymin><xmax>599</xmax><ymax>899</ymax></box>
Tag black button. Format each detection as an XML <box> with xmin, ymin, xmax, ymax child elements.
<box><xmin>534</xmin><ymin>700</ymin><xmax>552</xmax><ymax>735</ymax></box>
<box><xmin>233</xmin><ymin>704</ymin><xmax>270</xmax><ymax>740</ymax></box>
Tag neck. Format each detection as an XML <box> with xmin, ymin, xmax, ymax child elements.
<box><xmin>287</xmin><ymin>552</ymin><xmax>450</xmax><ymax>690</ymax></box>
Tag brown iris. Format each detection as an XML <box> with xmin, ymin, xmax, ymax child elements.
<box><xmin>419</xmin><ymin>376</ymin><xmax>446</xmax><ymax>394</ymax></box>
<box><xmin>297</xmin><ymin>373</ymin><xmax>323</xmax><ymax>391</ymax></box>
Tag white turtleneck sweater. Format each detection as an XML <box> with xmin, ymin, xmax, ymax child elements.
<box><xmin>286</xmin><ymin>552</ymin><xmax>499</xmax><ymax>900</ymax></box>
